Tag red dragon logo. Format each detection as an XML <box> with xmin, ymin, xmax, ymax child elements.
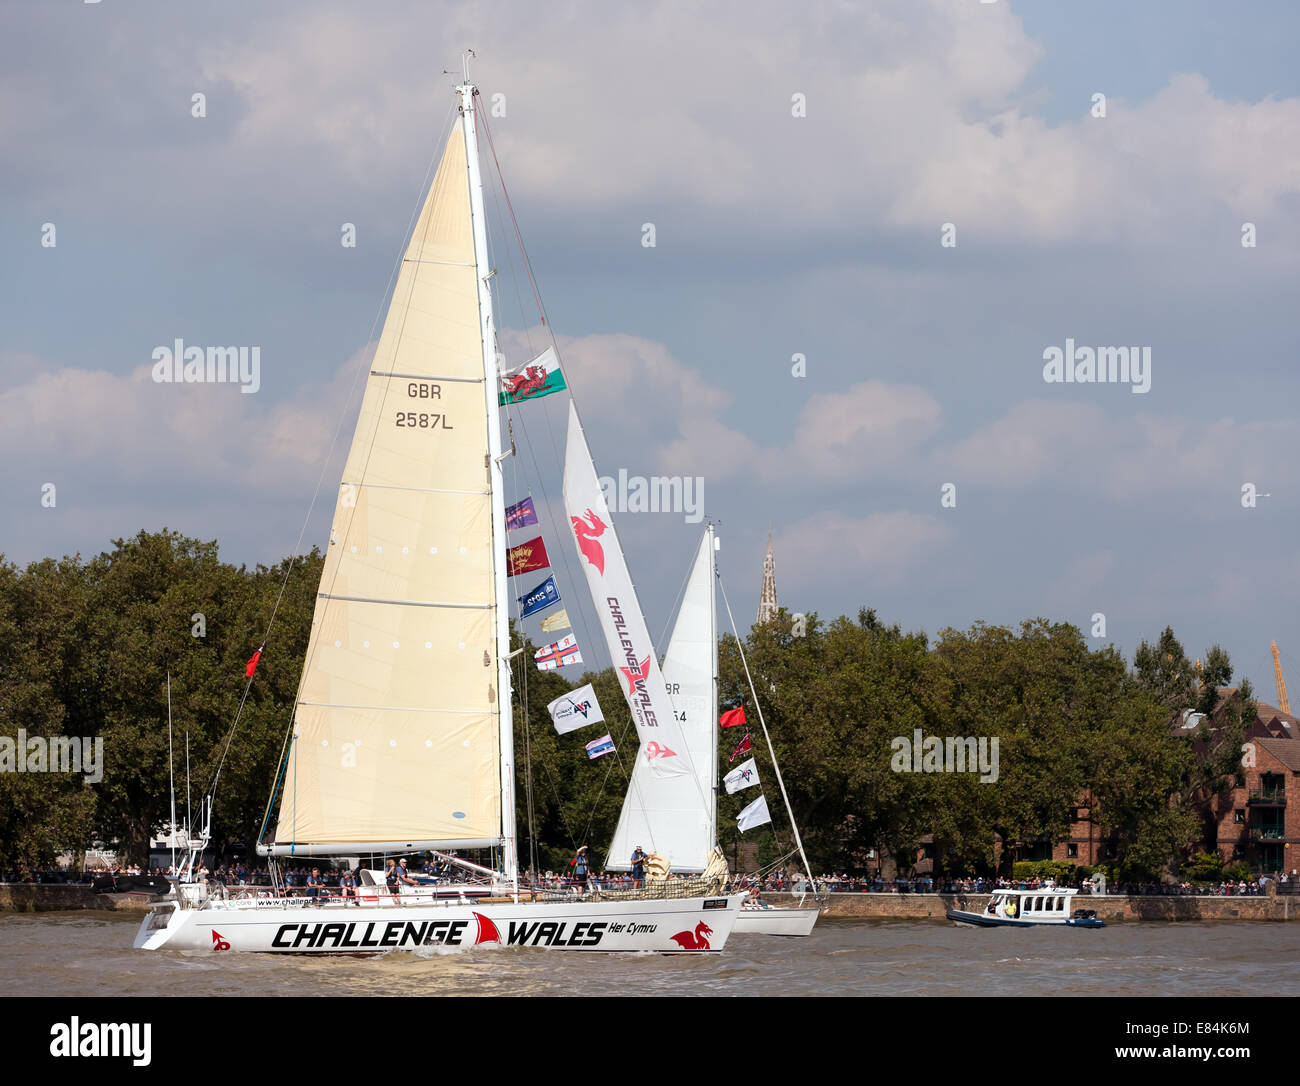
<box><xmin>501</xmin><ymin>365</ymin><xmax>548</xmax><ymax>400</ymax></box>
<box><xmin>669</xmin><ymin>921</ymin><xmax>713</xmax><ymax>951</ymax></box>
<box><xmin>211</xmin><ymin>930</ymin><xmax>230</xmax><ymax>951</ymax></box>
<box><xmin>571</xmin><ymin>508</ymin><xmax>607</xmax><ymax>575</ymax></box>
<box><xmin>472</xmin><ymin>911</ymin><xmax>500</xmax><ymax>946</ymax></box>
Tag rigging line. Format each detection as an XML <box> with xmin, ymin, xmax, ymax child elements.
<box><xmin>236</xmin><ymin>100</ymin><xmax>458</xmax><ymax>820</ymax></box>
<box><xmin>508</xmin><ymin>404</ymin><xmax>606</xmax><ymax>704</ymax></box>
<box><xmin>479</xmin><ymin>106</ymin><xmax>545</xmax><ymax>325</ymax></box>
<box><xmin>503</xmin><ymin>448</ymin><xmax>549</xmax><ymax>875</ymax></box>
<box><xmin>517</xmin><ymin>654</ymin><xmax>584</xmax><ymax>859</ymax></box>
<box><xmin>580</xmin><ymin>752</ymin><xmax>621</xmax><ymax>848</ymax></box>
<box><xmin>654</xmin><ymin>535</ymin><xmax>697</xmax><ymax>660</ymax></box>
<box><xmin>499</xmin><ymin>399</ymin><xmax>619</xmax><ymax>860</ymax></box>
<box><xmin>479</xmin><ymin>112</ymin><xmax>692</xmax><ymax>848</ymax></box>
<box><xmin>717</xmin><ymin>570</ymin><xmax>816</xmax><ymax>892</ymax></box>
<box><xmin>483</xmin><ymin>148</ymin><xmax>541</xmax><ymax>367</ymax></box>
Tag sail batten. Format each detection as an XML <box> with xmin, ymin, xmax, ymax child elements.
<box><xmin>271</xmin><ymin>115</ymin><xmax>504</xmax><ymax>851</ymax></box>
<box><xmin>340</xmin><ymin>482</ymin><xmax>490</xmax><ymax>496</ymax></box>
<box><xmin>368</xmin><ymin>370</ymin><xmax>485</xmax><ymax>383</ymax></box>
<box><xmin>317</xmin><ymin>593</ymin><xmax>493</xmax><ymax>609</ymax></box>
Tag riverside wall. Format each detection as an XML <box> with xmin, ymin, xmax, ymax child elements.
<box><xmin>766</xmin><ymin>891</ymin><xmax>1295</xmax><ymax>921</ymax></box>
<box><xmin>0</xmin><ymin>883</ymin><xmax>154</xmax><ymax>912</ymax></box>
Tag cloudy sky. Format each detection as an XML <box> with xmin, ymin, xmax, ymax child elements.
<box><xmin>3</xmin><ymin>0</ymin><xmax>1298</xmax><ymax>693</ymax></box>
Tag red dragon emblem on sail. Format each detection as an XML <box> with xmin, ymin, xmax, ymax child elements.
<box><xmin>571</xmin><ymin>508</ymin><xmax>607</xmax><ymax>575</ymax></box>
<box><xmin>502</xmin><ymin>365</ymin><xmax>548</xmax><ymax>400</ymax></box>
<box><xmin>669</xmin><ymin>921</ymin><xmax>713</xmax><ymax>951</ymax></box>
<box><xmin>618</xmin><ymin>655</ymin><xmax>650</xmax><ymax>695</ymax></box>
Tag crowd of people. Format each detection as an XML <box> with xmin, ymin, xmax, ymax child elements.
<box><xmin>5</xmin><ymin>861</ymin><xmax>1297</xmax><ymax>898</ymax></box>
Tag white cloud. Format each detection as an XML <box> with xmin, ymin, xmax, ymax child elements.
<box><xmin>943</xmin><ymin>397</ymin><xmax>1300</xmax><ymax>500</ymax></box>
<box><xmin>7</xmin><ymin>2</ymin><xmax>1296</xmax><ymax>251</ymax></box>
<box><xmin>776</xmin><ymin>510</ymin><xmax>953</xmax><ymax>592</ymax></box>
<box><xmin>0</xmin><ymin>350</ymin><xmax>361</xmax><ymax>502</ymax></box>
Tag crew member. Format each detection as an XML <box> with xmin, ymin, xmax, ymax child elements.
<box><xmin>630</xmin><ymin>845</ymin><xmax>648</xmax><ymax>889</ymax></box>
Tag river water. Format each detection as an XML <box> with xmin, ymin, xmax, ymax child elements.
<box><xmin>6</xmin><ymin>911</ymin><xmax>1298</xmax><ymax>997</ymax></box>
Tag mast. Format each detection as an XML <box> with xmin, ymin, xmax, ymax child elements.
<box><xmin>167</xmin><ymin>672</ymin><xmax>176</xmax><ymax>874</ymax></box>
<box><xmin>459</xmin><ymin>74</ymin><xmax>518</xmax><ymax>888</ymax></box>
<box><xmin>707</xmin><ymin>525</ymin><xmax>719</xmax><ymax>854</ymax></box>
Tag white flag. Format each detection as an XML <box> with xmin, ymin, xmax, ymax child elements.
<box><xmin>723</xmin><ymin>758</ymin><xmax>760</xmax><ymax>794</ymax></box>
<box><xmin>737</xmin><ymin>794</ymin><xmax>771</xmax><ymax>833</ymax></box>
<box><xmin>547</xmin><ymin>684</ymin><xmax>605</xmax><ymax>735</ymax></box>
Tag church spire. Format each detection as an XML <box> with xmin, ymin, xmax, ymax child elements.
<box><xmin>757</xmin><ymin>529</ymin><xmax>778</xmax><ymax>624</ymax></box>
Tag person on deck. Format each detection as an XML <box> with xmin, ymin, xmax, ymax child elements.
<box><xmin>630</xmin><ymin>846</ymin><xmax>648</xmax><ymax>889</ymax></box>
<box><xmin>385</xmin><ymin>860</ymin><xmax>400</xmax><ymax>896</ymax></box>
<box><xmin>572</xmin><ymin>846</ymin><xmax>590</xmax><ymax>893</ymax></box>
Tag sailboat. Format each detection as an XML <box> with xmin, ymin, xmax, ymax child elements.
<box><xmin>135</xmin><ymin>68</ymin><xmax>745</xmax><ymax>954</ymax></box>
<box><xmin>605</xmin><ymin>524</ymin><xmax>821</xmax><ymax>936</ymax></box>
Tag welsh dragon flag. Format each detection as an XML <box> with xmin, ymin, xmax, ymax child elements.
<box><xmin>499</xmin><ymin>346</ymin><xmax>566</xmax><ymax>406</ymax></box>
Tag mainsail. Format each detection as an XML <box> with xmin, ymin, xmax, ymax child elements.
<box><xmin>562</xmin><ymin>404</ymin><xmax>712</xmax><ymax>869</ymax></box>
<box><xmin>270</xmin><ymin>116</ymin><xmax>507</xmax><ymax>854</ymax></box>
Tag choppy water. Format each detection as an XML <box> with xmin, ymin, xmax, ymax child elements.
<box><xmin>5</xmin><ymin>912</ymin><xmax>1299</xmax><ymax>996</ymax></box>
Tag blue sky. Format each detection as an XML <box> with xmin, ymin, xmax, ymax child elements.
<box><xmin>2</xmin><ymin>0</ymin><xmax>1298</xmax><ymax>695</ymax></box>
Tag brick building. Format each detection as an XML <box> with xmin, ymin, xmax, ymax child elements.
<box><xmin>1049</xmin><ymin>693</ymin><xmax>1300</xmax><ymax>875</ymax></box>
<box><xmin>900</xmin><ymin>692</ymin><xmax>1300</xmax><ymax>879</ymax></box>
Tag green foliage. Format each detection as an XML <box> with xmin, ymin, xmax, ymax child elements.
<box><xmin>1223</xmin><ymin>861</ymin><xmax>1253</xmax><ymax>882</ymax></box>
<box><xmin>0</xmin><ymin>531</ymin><xmax>322</xmax><ymax>867</ymax></box>
<box><xmin>1011</xmin><ymin>859</ymin><xmax>1078</xmax><ymax>883</ymax></box>
<box><xmin>0</xmin><ymin>533</ymin><xmax>1261</xmax><ymax>883</ymax></box>
<box><xmin>1181</xmin><ymin>850</ymin><xmax>1224</xmax><ymax>882</ymax></box>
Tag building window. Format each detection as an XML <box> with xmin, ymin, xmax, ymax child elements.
<box><xmin>1235</xmin><ymin>810</ymin><xmax>1245</xmax><ymax>824</ymax></box>
<box><xmin>1067</xmin><ymin>843</ymin><xmax>1078</xmax><ymax>858</ymax></box>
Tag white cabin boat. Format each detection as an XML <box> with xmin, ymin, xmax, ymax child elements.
<box><xmin>946</xmin><ymin>885</ymin><xmax>1105</xmax><ymax>928</ymax></box>
<box><xmin>734</xmin><ymin>898</ymin><xmax>820</xmax><ymax>936</ymax></box>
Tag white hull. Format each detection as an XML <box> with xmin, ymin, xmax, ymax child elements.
<box><xmin>135</xmin><ymin>892</ymin><xmax>746</xmax><ymax>954</ymax></box>
<box><xmin>733</xmin><ymin>906</ymin><xmax>820</xmax><ymax>937</ymax></box>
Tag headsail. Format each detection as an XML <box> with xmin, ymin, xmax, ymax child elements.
<box><xmin>561</xmin><ymin>408</ymin><xmax>711</xmax><ymax>867</ymax></box>
<box><xmin>270</xmin><ymin>117</ymin><xmax>505</xmax><ymax>853</ymax></box>
<box><xmin>608</xmin><ymin>526</ymin><xmax>719</xmax><ymax>871</ymax></box>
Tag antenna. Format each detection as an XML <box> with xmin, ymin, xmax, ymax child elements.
<box><xmin>463</xmin><ymin>47</ymin><xmax>476</xmax><ymax>82</ymax></box>
<box><xmin>167</xmin><ymin>673</ymin><xmax>176</xmax><ymax>875</ymax></box>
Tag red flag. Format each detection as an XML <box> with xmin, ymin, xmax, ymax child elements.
<box><xmin>507</xmin><ymin>535</ymin><xmax>551</xmax><ymax>577</ymax></box>
<box><xmin>245</xmin><ymin>649</ymin><xmax>262</xmax><ymax>678</ymax></box>
<box><xmin>719</xmin><ymin>700</ymin><xmax>747</xmax><ymax>729</ymax></box>
<box><xmin>729</xmin><ymin>733</ymin><xmax>752</xmax><ymax>763</ymax></box>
